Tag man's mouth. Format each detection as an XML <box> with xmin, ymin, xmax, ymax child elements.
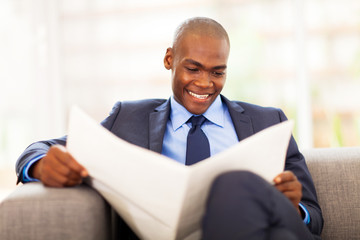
<box><xmin>188</xmin><ymin>90</ymin><xmax>210</xmax><ymax>100</ymax></box>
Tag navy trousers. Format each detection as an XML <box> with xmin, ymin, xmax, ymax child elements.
<box><xmin>201</xmin><ymin>171</ymin><xmax>315</xmax><ymax>240</ymax></box>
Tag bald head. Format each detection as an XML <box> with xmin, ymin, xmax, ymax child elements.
<box><xmin>172</xmin><ymin>17</ymin><xmax>230</xmax><ymax>53</ymax></box>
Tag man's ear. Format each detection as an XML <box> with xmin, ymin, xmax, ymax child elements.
<box><xmin>164</xmin><ymin>47</ymin><xmax>173</xmax><ymax>70</ymax></box>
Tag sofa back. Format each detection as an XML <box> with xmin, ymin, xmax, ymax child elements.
<box><xmin>303</xmin><ymin>147</ymin><xmax>360</xmax><ymax>240</ymax></box>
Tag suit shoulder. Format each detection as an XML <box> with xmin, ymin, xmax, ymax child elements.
<box><xmin>101</xmin><ymin>98</ymin><xmax>168</xmax><ymax>134</ymax></box>
<box><xmin>227</xmin><ymin>99</ymin><xmax>288</xmax><ymax>125</ymax></box>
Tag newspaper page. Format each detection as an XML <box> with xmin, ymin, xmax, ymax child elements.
<box><xmin>66</xmin><ymin>106</ymin><xmax>293</xmax><ymax>240</ymax></box>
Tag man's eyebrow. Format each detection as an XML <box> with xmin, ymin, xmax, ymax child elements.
<box><xmin>185</xmin><ymin>59</ymin><xmax>203</xmax><ymax>67</ymax></box>
<box><xmin>213</xmin><ymin>65</ymin><xmax>227</xmax><ymax>70</ymax></box>
<box><xmin>184</xmin><ymin>59</ymin><xmax>227</xmax><ymax>70</ymax></box>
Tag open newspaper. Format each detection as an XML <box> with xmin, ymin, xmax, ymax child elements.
<box><xmin>66</xmin><ymin>106</ymin><xmax>293</xmax><ymax>240</ymax></box>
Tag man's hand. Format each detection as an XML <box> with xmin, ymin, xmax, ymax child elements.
<box><xmin>31</xmin><ymin>145</ymin><xmax>88</xmax><ymax>187</ymax></box>
<box><xmin>273</xmin><ymin>171</ymin><xmax>302</xmax><ymax>215</ymax></box>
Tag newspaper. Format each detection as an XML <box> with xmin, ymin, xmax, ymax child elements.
<box><xmin>66</xmin><ymin>106</ymin><xmax>293</xmax><ymax>240</ymax></box>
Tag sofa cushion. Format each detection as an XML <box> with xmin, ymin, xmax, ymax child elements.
<box><xmin>303</xmin><ymin>147</ymin><xmax>360</xmax><ymax>240</ymax></box>
<box><xmin>0</xmin><ymin>182</ymin><xmax>111</xmax><ymax>240</ymax></box>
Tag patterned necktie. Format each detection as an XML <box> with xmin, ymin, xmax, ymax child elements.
<box><xmin>185</xmin><ymin>115</ymin><xmax>210</xmax><ymax>165</ymax></box>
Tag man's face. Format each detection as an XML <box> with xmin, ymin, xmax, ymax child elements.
<box><xmin>164</xmin><ymin>34</ymin><xmax>229</xmax><ymax>115</ymax></box>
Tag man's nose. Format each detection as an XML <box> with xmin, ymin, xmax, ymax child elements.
<box><xmin>194</xmin><ymin>72</ymin><xmax>212</xmax><ymax>88</ymax></box>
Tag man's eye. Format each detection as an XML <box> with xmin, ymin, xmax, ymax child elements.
<box><xmin>212</xmin><ymin>71</ymin><xmax>225</xmax><ymax>77</ymax></box>
<box><xmin>186</xmin><ymin>67</ymin><xmax>198</xmax><ymax>72</ymax></box>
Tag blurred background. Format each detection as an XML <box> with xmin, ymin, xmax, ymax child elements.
<box><xmin>1</xmin><ymin>0</ymin><xmax>360</xmax><ymax>200</ymax></box>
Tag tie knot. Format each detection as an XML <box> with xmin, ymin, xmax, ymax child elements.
<box><xmin>189</xmin><ymin>115</ymin><xmax>207</xmax><ymax>127</ymax></box>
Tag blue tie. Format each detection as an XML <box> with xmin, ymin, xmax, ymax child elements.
<box><xmin>186</xmin><ymin>115</ymin><xmax>210</xmax><ymax>165</ymax></box>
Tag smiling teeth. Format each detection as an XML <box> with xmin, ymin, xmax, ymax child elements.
<box><xmin>188</xmin><ymin>91</ymin><xmax>209</xmax><ymax>99</ymax></box>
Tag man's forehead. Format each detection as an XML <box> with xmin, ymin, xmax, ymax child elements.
<box><xmin>180</xmin><ymin>32</ymin><xmax>227</xmax><ymax>44</ymax></box>
<box><xmin>176</xmin><ymin>34</ymin><xmax>229</xmax><ymax>55</ymax></box>
<box><xmin>181</xmin><ymin>34</ymin><xmax>229</xmax><ymax>50</ymax></box>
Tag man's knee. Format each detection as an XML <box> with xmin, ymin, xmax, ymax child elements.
<box><xmin>211</xmin><ymin>170</ymin><xmax>269</xmax><ymax>193</ymax></box>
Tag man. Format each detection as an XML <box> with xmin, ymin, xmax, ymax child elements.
<box><xmin>16</xmin><ymin>17</ymin><xmax>323</xmax><ymax>239</ymax></box>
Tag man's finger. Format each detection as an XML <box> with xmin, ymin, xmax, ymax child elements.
<box><xmin>44</xmin><ymin>165</ymin><xmax>83</xmax><ymax>187</ymax></box>
<box><xmin>275</xmin><ymin>180</ymin><xmax>301</xmax><ymax>192</ymax></box>
<box><xmin>47</xmin><ymin>157</ymin><xmax>83</xmax><ymax>182</ymax></box>
<box><xmin>51</xmin><ymin>145</ymin><xmax>88</xmax><ymax>177</ymax></box>
<box><xmin>41</xmin><ymin>167</ymin><xmax>72</xmax><ymax>187</ymax></box>
<box><xmin>273</xmin><ymin>171</ymin><xmax>296</xmax><ymax>184</ymax></box>
<box><xmin>43</xmin><ymin>154</ymin><xmax>76</xmax><ymax>177</ymax></box>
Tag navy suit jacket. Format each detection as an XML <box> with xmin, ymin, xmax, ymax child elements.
<box><xmin>16</xmin><ymin>95</ymin><xmax>323</xmax><ymax>236</ymax></box>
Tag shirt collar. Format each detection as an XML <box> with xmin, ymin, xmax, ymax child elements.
<box><xmin>169</xmin><ymin>95</ymin><xmax>225</xmax><ymax>131</ymax></box>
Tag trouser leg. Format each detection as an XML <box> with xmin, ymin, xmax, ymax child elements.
<box><xmin>201</xmin><ymin>171</ymin><xmax>314</xmax><ymax>240</ymax></box>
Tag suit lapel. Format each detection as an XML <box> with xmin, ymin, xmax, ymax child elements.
<box><xmin>149</xmin><ymin>99</ymin><xmax>171</xmax><ymax>153</ymax></box>
<box><xmin>221</xmin><ymin>95</ymin><xmax>254</xmax><ymax>141</ymax></box>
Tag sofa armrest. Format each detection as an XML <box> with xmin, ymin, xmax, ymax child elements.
<box><xmin>303</xmin><ymin>147</ymin><xmax>360</xmax><ymax>240</ymax></box>
<box><xmin>0</xmin><ymin>182</ymin><xmax>111</xmax><ymax>240</ymax></box>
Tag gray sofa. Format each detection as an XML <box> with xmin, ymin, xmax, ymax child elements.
<box><xmin>0</xmin><ymin>147</ymin><xmax>359</xmax><ymax>240</ymax></box>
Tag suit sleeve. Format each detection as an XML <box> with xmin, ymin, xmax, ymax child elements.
<box><xmin>15</xmin><ymin>136</ymin><xmax>67</xmax><ymax>183</ymax></box>
<box><xmin>15</xmin><ymin>102</ymin><xmax>123</xmax><ymax>184</ymax></box>
<box><xmin>277</xmin><ymin>109</ymin><xmax>324</xmax><ymax>236</ymax></box>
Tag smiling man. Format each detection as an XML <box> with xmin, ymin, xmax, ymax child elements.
<box><xmin>16</xmin><ymin>17</ymin><xmax>323</xmax><ymax>239</ymax></box>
